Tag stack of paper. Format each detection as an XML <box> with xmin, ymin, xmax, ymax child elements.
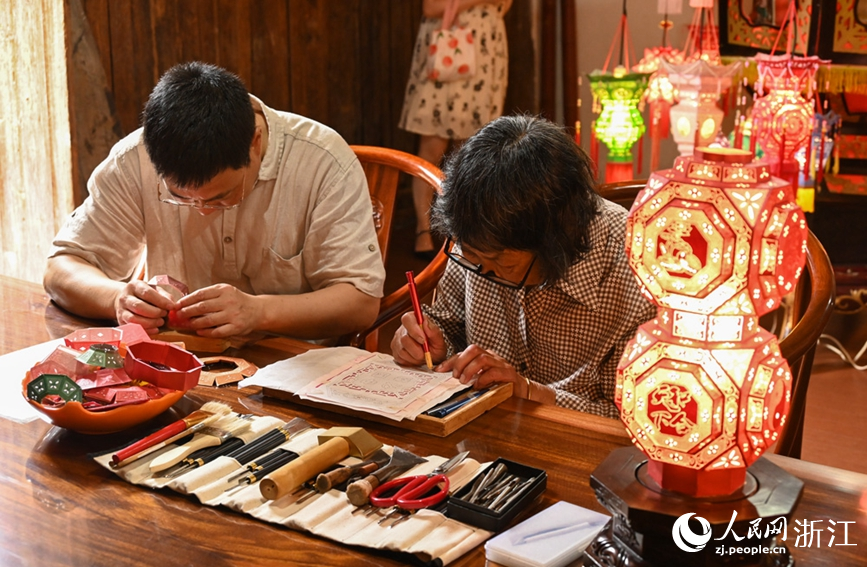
<box><xmin>240</xmin><ymin>348</ymin><xmax>468</xmax><ymax>421</ymax></box>
<box><xmin>484</xmin><ymin>501</ymin><xmax>609</xmax><ymax>567</ymax></box>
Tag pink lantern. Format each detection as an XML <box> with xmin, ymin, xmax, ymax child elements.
<box><xmin>751</xmin><ymin>53</ymin><xmax>825</xmax><ymax>184</ymax></box>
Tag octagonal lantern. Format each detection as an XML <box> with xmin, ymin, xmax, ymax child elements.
<box><xmin>660</xmin><ymin>59</ymin><xmax>741</xmax><ymax>157</ymax></box>
<box><xmin>625</xmin><ymin>148</ymin><xmax>808</xmax><ymax>317</ymax></box>
<box><xmin>617</xmin><ymin>147</ymin><xmax>806</xmax><ymax>499</ymax></box>
<box><xmin>616</xmin><ymin>310</ymin><xmax>792</xmax><ymax>497</ymax></box>
<box><xmin>77</xmin><ymin>343</ymin><xmax>125</xmax><ymax>368</ymax></box>
<box><xmin>751</xmin><ymin>54</ymin><xmax>825</xmax><ymax>169</ymax></box>
<box><xmin>588</xmin><ymin>69</ymin><xmax>650</xmax><ymax>163</ymax></box>
<box><xmin>124</xmin><ymin>341</ymin><xmax>203</xmax><ymax>392</ymax></box>
<box><xmin>64</xmin><ymin>327</ymin><xmax>123</xmax><ymax>352</ymax></box>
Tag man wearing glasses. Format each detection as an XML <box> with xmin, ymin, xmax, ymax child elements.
<box><xmin>44</xmin><ymin>62</ymin><xmax>385</xmax><ymax>340</ymax></box>
<box><xmin>391</xmin><ymin>115</ymin><xmax>655</xmax><ymax>418</ymax></box>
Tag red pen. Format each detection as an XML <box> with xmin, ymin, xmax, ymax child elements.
<box><xmin>406</xmin><ymin>271</ymin><xmax>433</xmax><ymax>370</ymax></box>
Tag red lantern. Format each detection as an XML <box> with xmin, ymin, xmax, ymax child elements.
<box><xmin>617</xmin><ymin>147</ymin><xmax>807</xmax><ymax>497</ymax></box>
<box><xmin>751</xmin><ymin>54</ymin><xmax>825</xmax><ymax>186</ymax></box>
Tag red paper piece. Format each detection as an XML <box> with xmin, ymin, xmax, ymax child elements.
<box><xmin>75</xmin><ymin>368</ymin><xmax>132</xmax><ymax>390</ymax></box>
<box><xmin>139</xmin><ymin>384</ymin><xmax>170</xmax><ymax>400</ymax></box>
<box><xmin>113</xmin><ymin>388</ymin><xmax>148</xmax><ymax>403</ymax></box>
<box><xmin>84</xmin><ymin>387</ymin><xmax>119</xmax><ymax>404</ymax></box>
<box><xmin>37</xmin><ymin>346</ymin><xmax>95</xmax><ymax>379</ymax></box>
<box><xmin>41</xmin><ymin>395</ymin><xmax>67</xmax><ymax>408</ymax></box>
<box><xmin>116</xmin><ymin>323</ymin><xmax>151</xmax><ymax>348</ymax></box>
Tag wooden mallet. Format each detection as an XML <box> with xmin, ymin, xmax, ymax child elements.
<box><xmin>259</xmin><ymin>427</ymin><xmax>381</xmax><ymax>501</ymax></box>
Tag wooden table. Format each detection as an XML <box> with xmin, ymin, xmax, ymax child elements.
<box><xmin>1</xmin><ymin>274</ymin><xmax>865</xmax><ymax>566</ymax></box>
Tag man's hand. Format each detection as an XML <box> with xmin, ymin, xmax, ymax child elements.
<box><xmin>175</xmin><ymin>283</ymin><xmax>263</xmax><ymax>338</ymax></box>
<box><xmin>391</xmin><ymin>311</ymin><xmax>448</xmax><ymax>367</ymax></box>
<box><xmin>437</xmin><ymin>344</ymin><xmax>530</xmax><ymax>397</ymax></box>
<box><xmin>114</xmin><ymin>280</ymin><xmax>177</xmax><ymax>335</ymax></box>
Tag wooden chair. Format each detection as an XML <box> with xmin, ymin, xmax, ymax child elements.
<box><xmin>342</xmin><ymin>146</ymin><xmax>448</xmax><ymax>351</ymax></box>
<box><xmin>597</xmin><ymin>180</ymin><xmax>836</xmax><ymax>459</ymax></box>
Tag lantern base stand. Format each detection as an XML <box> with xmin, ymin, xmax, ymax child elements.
<box><xmin>583</xmin><ymin>446</ymin><xmax>803</xmax><ymax>567</ymax></box>
<box><xmin>604</xmin><ymin>161</ymin><xmax>634</xmax><ymax>184</ymax></box>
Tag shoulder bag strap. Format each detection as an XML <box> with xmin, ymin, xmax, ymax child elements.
<box><xmin>441</xmin><ymin>0</ymin><xmax>460</xmax><ymax>30</ymax></box>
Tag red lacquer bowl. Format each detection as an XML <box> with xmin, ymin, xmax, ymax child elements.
<box><xmin>22</xmin><ymin>371</ymin><xmax>184</xmax><ymax>435</ymax></box>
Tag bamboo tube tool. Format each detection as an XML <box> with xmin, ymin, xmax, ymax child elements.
<box><xmin>259</xmin><ymin>427</ymin><xmax>381</xmax><ymax>501</ymax></box>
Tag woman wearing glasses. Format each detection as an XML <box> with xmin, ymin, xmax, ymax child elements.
<box><xmin>44</xmin><ymin>62</ymin><xmax>385</xmax><ymax>340</ymax></box>
<box><xmin>391</xmin><ymin>115</ymin><xmax>655</xmax><ymax>418</ymax></box>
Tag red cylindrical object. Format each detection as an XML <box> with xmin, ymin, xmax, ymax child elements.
<box><xmin>605</xmin><ymin>161</ymin><xmax>634</xmax><ymax>184</ymax></box>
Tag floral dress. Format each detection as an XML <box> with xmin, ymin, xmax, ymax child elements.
<box><xmin>399</xmin><ymin>3</ymin><xmax>508</xmax><ymax>140</ymax></box>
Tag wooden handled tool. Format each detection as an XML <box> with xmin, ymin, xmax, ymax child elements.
<box><xmin>314</xmin><ymin>461</ymin><xmax>380</xmax><ymax>493</ymax></box>
<box><xmin>346</xmin><ymin>446</ymin><xmax>427</xmax><ymax>506</ymax></box>
<box><xmin>259</xmin><ymin>427</ymin><xmax>381</xmax><ymax>501</ymax></box>
<box><xmin>346</xmin><ymin>475</ymin><xmax>383</xmax><ymax>507</ymax></box>
<box><xmin>313</xmin><ymin>448</ymin><xmax>389</xmax><ymax>493</ymax></box>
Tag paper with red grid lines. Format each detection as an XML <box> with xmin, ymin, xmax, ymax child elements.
<box><xmin>295</xmin><ymin>351</ymin><xmax>467</xmax><ymax>421</ymax></box>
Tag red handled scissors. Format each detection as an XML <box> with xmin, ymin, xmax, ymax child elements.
<box><xmin>369</xmin><ymin>451</ymin><xmax>469</xmax><ymax>510</ymax></box>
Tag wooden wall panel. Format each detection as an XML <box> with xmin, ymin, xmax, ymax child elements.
<box><xmin>81</xmin><ymin>0</ymin><xmax>112</xmax><ymax>82</ymax></box>
<box><xmin>504</xmin><ymin>0</ymin><xmax>536</xmax><ymax>116</ymax></box>
<box><xmin>388</xmin><ymin>2</ymin><xmax>425</xmax><ymax>152</ymax></box>
<box><xmin>250</xmin><ymin>0</ymin><xmax>291</xmax><ymax>110</ymax></box>
<box><xmin>73</xmin><ymin>0</ymin><xmax>537</xmax><ymax>172</ymax></box>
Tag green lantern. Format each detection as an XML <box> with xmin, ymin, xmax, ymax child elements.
<box><xmin>76</xmin><ymin>343</ymin><xmax>125</xmax><ymax>368</ymax></box>
<box><xmin>589</xmin><ymin>68</ymin><xmax>649</xmax><ymax>164</ymax></box>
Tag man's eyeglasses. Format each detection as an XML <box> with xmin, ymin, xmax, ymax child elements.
<box><xmin>444</xmin><ymin>236</ymin><xmax>537</xmax><ymax>289</ymax></box>
<box><xmin>158</xmin><ymin>171</ymin><xmax>247</xmax><ymax>211</ymax></box>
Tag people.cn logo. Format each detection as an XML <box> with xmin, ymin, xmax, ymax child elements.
<box><xmin>672</xmin><ymin>513</ymin><xmax>713</xmax><ymax>552</ymax></box>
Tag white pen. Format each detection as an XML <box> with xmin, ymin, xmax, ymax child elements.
<box><xmin>513</xmin><ymin>519</ymin><xmax>608</xmax><ymax>545</ymax></box>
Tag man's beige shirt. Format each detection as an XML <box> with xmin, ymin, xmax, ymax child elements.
<box><xmin>50</xmin><ymin>97</ymin><xmax>386</xmax><ymax>299</ymax></box>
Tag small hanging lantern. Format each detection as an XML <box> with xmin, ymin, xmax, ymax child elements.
<box><xmin>588</xmin><ymin>0</ymin><xmax>649</xmax><ymax>183</ymax></box>
<box><xmin>751</xmin><ymin>54</ymin><xmax>826</xmax><ymax>184</ymax></box>
<box><xmin>663</xmin><ymin>59</ymin><xmax>741</xmax><ymax>157</ymax></box>
<box><xmin>589</xmin><ymin>69</ymin><xmax>650</xmax><ymax>182</ymax></box>
<box><xmin>748</xmin><ymin>0</ymin><xmax>828</xmax><ymax>194</ymax></box>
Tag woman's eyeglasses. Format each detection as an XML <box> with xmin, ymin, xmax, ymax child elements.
<box><xmin>444</xmin><ymin>236</ymin><xmax>536</xmax><ymax>289</ymax></box>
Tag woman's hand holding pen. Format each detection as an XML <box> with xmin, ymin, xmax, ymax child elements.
<box><xmin>392</xmin><ymin>311</ymin><xmax>448</xmax><ymax>367</ymax></box>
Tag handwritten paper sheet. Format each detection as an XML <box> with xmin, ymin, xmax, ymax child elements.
<box><xmin>241</xmin><ymin>347</ymin><xmax>467</xmax><ymax>421</ymax></box>
<box><xmin>298</xmin><ymin>352</ymin><xmax>466</xmax><ymax>420</ymax></box>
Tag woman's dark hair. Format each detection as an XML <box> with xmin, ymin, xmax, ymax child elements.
<box><xmin>142</xmin><ymin>61</ymin><xmax>255</xmax><ymax>187</ymax></box>
<box><xmin>431</xmin><ymin>115</ymin><xmax>600</xmax><ymax>282</ymax></box>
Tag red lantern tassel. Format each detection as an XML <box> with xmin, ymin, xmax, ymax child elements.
<box><xmin>636</xmin><ymin>134</ymin><xmax>644</xmax><ymax>175</ymax></box>
<box><xmin>749</xmin><ymin>118</ymin><xmax>758</xmax><ymax>156</ymax></box>
<box><xmin>778</xmin><ymin>130</ymin><xmax>786</xmax><ymax>178</ymax></box>
<box><xmin>802</xmin><ymin>128</ymin><xmax>813</xmax><ymax>186</ymax></box>
<box><xmin>817</xmin><ymin>127</ymin><xmax>826</xmax><ymax>186</ymax></box>
<box><xmin>590</xmin><ymin>122</ymin><xmax>599</xmax><ymax>176</ymax></box>
<box><xmin>734</xmin><ymin>117</ymin><xmax>744</xmax><ymax>151</ymax></box>
<box><xmin>648</xmin><ymin>101</ymin><xmax>669</xmax><ymax>172</ymax></box>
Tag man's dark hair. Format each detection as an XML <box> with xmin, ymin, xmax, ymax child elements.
<box><xmin>431</xmin><ymin>114</ymin><xmax>601</xmax><ymax>282</ymax></box>
<box><xmin>142</xmin><ymin>62</ymin><xmax>255</xmax><ymax>188</ymax></box>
